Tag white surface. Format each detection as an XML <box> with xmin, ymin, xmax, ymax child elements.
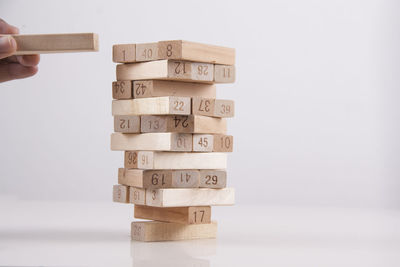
<box><xmin>0</xmin><ymin>0</ymin><xmax>399</xmax><ymax>209</ymax></box>
<box><xmin>0</xmin><ymin>199</ymin><xmax>399</xmax><ymax>266</ymax></box>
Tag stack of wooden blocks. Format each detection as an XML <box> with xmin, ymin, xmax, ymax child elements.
<box><xmin>111</xmin><ymin>40</ymin><xmax>235</xmax><ymax>242</ymax></box>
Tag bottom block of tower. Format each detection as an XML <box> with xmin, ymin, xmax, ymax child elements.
<box><xmin>131</xmin><ymin>221</ymin><xmax>217</xmax><ymax>242</ymax></box>
<box><xmin>134</xmin><ymin>205</ymin><xmax>211</xmax><ymax>224</ymax></box>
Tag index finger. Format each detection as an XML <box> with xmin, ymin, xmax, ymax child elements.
<box><xmin>0</xmin><ymin>19</ymin><xmax>19</xmax><ymax>34</ymax></box>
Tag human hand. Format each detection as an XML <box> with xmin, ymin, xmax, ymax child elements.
<box><xmin>0</xmin><ymin>19</ymin><xmax>40</xmax><ymax>83</ymax></box>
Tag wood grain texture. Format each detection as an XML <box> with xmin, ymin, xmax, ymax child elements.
<box><xmin>131</xmin><ymin>221</ymin><xmax>217</xmax><ymax>241</ymax></box>
<box><xmin>136</xmin><ymin>42</ymin><xmax>159</xmax><ymax>62</ymax></box>
<box><xmin>113</xmin><ymin>184</ymin><xmax>129</xmax><ymax>203</ymax></box>
<box><xmin>113</xmin><ymin>44</ymin><xmax>136</xmax><ymax>63</ymax></box>
<box><xmin>112</xmin><ymin>81</ymin><xmax>133</xmax><ymax>99</ymax></box>
<box><xmin>112</xmin><ymin>97</ymin><xmax>191</xmax><ymax>116</ymax></box>
<box><xmin>129</xmin><ymin>187</ymin><xmax>146</xmax><ymax>205</ymax></box>
<box><xmin>140</xmin><ymin>115</ymin><xmax>226</xmax><ymax>134</ymax></box>
<box><xmin>114</xmin><ymin>115</ymin><xmax>141</xmax><ymax>133</ymax></box>
<box><xmin>111</xmin><ymin>132</ymin><xmax>192</xmax><ymax>152</ymax></box>
<box><xmin>192</xmin><ymin>97</ymin><xmax>234</xmax><ymax>118</ymax></box>
<box><xmin>116</xmin><ymin>60</ymin><xmax>214</xmax><ymax>83</ymax></box>
<box><xmin>214</xmin><ymin>65</ymin><xmax>235</xmax><ymax>83</ymax></box>
<box><xmin>158</xmin><ymin>40</ymin><xmax>235</xmax><ymax>65</ymax></box>
<box><xmin>133</xmin><ymin>80</ymin><xmax>216</xmax><ymax>99</ymax></box>
<box><xmin>192</xmin><ymin>134</ymin><xmax>233</xmax><ymax>152</ymax></box>
<box><xmin>6</xmin><ymin>33</ymin><xmax>99</xmax><ymax>55</ymax></box>
<box><xmin>134</xmin><ymin>205</ymin><xmax>211</xmax><ymax>224</ymax></box>
<box><xmin>118</xmin><ymin>168</ymin><xmax>200</xmax><ymax>189</ymax></box>
<box><xmin>145</xmin><ymin>188</ymin><xmax>235</xmax><ymax>207</ymax></box>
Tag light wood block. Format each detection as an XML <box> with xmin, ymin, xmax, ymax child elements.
<box><xmin>136</xmin><ymin>42</ymin><xmax>159</xmax><ymax>62</ymax></box>
<box><xmin>116</xmin><ymin>60</ymin><xmax>214</xmax><ymax>83</ymax></box>
<box><xmin>134</xmin><ymin>205</ymin><xmax>211</xmax><ymax>224</ymax></box>
<box><xmin>119</xmin><ymin>168</ymin><xmax>200</xmax><ymax>189</ymax></box>
<box><xmin>158</xmin><ymin>40</ymin><xmax>235</xmax><ymax>65</ymax></box>
<box><xmin>140</xmin><ymin>115</ymin><xmax>226</xmax><ymax>134</ymax></box>
<box><xmin>112</xmin><ymin>80</ymin><xmax>133</xmax><ymax>99</ymax></box>
<box><xmin>125</xmin><ymin>151</ymin><xmax>154</xmax><ymax>169</ymax></box>
<box><xmin>113</xmin><ymin>184</ymin><xmax>129</xmax><ymax>203</ymax></box>
<box><xmin>113</xmin><ymin>44</ymin><xmax>136</xmax><ymax>63</ymax></box>
<box><xmin>199</xmin><ymin>170</ymin><xmax>227</xmax><ymax>189</ymax></box>
<box><xmin>4</xmin><ymin>33</ymin><xmax>98</xmax><ymax>55</ymax></box>
<box><xmin>193</xmin><ymin>134</ymin><xmax>233</xmax><ymax>152</ymax></box>
<box><xmin>133</xmin><ymin>80</ymin><xmax>216</xmax><ymax>99</ymax></box>
<box><xmin>214</xmin><ymin>65</ymin><xmax>235</xmax><ymax>83</ymax></box>
<box><xmin>111</xmin><ymin>133</ymin><xmax>192</xmax><ymax>152</ymax></box>
<box><xmin>114</xmin><ymin>115</ymin><xmax>141</xmax><ymax>133</ymax></box>
<box><xmin>112</xmin><ymin>97</ymin><xmax>191</xmax><ymax>116</ymax></box>
<box><xmin>131</xmin><ymin>221</ymin><xmax>217</xmax><ymax>241</ymax></box>
<box><xmin>123</xmin><ymin>151</ymin><xmax>227</xmax><ymax>169</ymax></box>
<box><xmin>129</xmin><ymin>187</ymin><xmax>146</xmax><ymax>205</ymax></box>
<box><xmin>145</xmin><ymin>188</ymin><xmax>235</xmax><ymax>207</ymax></box>
<box><xmin>192</xmin><ymin>97</ymin><xmax>234</xmax><ymax>118</ymax></box>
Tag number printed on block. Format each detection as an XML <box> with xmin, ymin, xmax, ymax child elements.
<box><xmin>199</xmin><ymin>170</ymin><xmax>227</xmax><ymax>188</ymax></box>
<box><xmin>171</xmin><ymin>133</ymin><xmax>193</xmax><ymax>151</ymax></box>
<box><xmin>133</xmin><ymin>81</ymin><xmax>151</xmax><ymax>98</ymax></box>
<box><xmin>124</xmin><ymin>151</ymin><xmax>153</xmax><ymax>169</ymax></box>
<box><xmin>192</xmin><ymin>134</ymin><xmax>214</xmax><ymax>152</ymax></box>
<box><xmin>171</xmin><ymin>170</ymin><xmax>200</xmax><ymax>188</ymax></box>
<box><xmin>114</xmin><ymin>115</ymin><xmax>140</xmax><ymax>133</ymax></box>
<box><xmin>113</xmin><ymin>44</ymin><xmax>136</xmax><ymax>63</ymax></box>
<box><xmin>214</xmin><ymin>65</ymin><xmax>235</xmax><ymax>83</ymax></box>
<box><xmin>140</xmin><ymin>115</ymin><xmax>194</xmax><ymax>133</ymax></box>
<box><xmin>168</xmin><ymin>61</ymin><xmax>214</xmax><ymax>82</ymax></box>
<box><xmin>112</xmin><ymin>81</ymin><xmax>133</xmax><ymax>99</ymax></box>
<box><xmin>113</xmin><ymin>184</ymin><xmax>129</xmax><ymax>203</ymax></box>
<box><xmin>136</xmin><ymin>43</ymin><xmax>159</xmax><ymax>62</ymax></box>
<box><xmin>129</xmin><ymin>187</ymin><xmax>146</xmax><ymax>205</ymax></box>
<box><xmin>189</xmin><ymin>206</ymin><xmax>211</xmax><ymax>224</ymax></box>
<box><xmin>192</xmin><ymin>97</ymin><xmax>234</xmax><ymax>118</ymax></box>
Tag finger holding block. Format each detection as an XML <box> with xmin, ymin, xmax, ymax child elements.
<box><xmin>131</xmin><ymin>221</ymin><xmax>217</xmax><ymax>242</ymax></box>
<box><xmin>114</xmin><ymin>115</ymin><xmax>141</xmax><ymax>133</ymax></box>
<box><xmin>112</xmin><ymin>97</ymin><xmax>191</xmax><ymax>116</ymax></box>
<box><xmin>193</xmin><ymin>134</ymin><xmax>233</xmax><ymax>152</ymax></box>
<box><xmin>192</xmin><ymin>97</ymin><xmax>234</xmax><ymax>118</ymax></box>
<box><xmin>134</xmin><ymin>205</ymin><xmax>211</xmax><ymax>224</ymax></box>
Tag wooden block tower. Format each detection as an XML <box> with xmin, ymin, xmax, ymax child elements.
<box><xmin>111</xmin><ymin>40</ymin><xmax>236</xmax><ymax>241</ymax></box>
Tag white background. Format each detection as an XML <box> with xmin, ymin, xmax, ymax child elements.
<box><xmin>0</xmin><ymin>0</ymin><xmax>399</xmax><ymax>209</ymax></box>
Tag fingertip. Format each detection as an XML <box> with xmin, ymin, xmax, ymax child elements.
<box><xmin>17</xmin><ymin>54</ymin><xmax>40</xmax><ymax>66</ymax></box>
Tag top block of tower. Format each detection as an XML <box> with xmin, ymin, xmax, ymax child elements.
<box><xmin>158</xmin><ymin>40</ymin><xmax>235</xmax><ymax>65</ymax></box>
<box><xmin>113</xmin><ymin>40</ymin><xmax>235</xmax><ymax>65</ymax></box>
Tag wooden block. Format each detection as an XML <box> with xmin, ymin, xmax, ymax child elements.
<box><xmin>140</xmin><ymin>115</ymin><xmax>226</xmax><ymax>134</ymax></box>
<box><xmin>111</xmin><ymin>132</ymin><xmax>192</xmax><ymax>151</ymax></box>
<box><xmin>112</xmin><ymin>97</ymin><xmax>191</xmax><ymax>116</ymax></box>
<box><xmin>114</xmin><ymin>115</ymin><xmax>141</xmax><ymax>133</ymax></box>
<box><xmin>124</xmin><ymin>151</ymin><xmax>154</xmax><ymax>169</ymax></box>
<box><xmin>116</xmin><ymin>60</ymin><xmax>214</xmax><ymax>83</ymax></box>
<box><xmin>3</xmin><ymin>33</ymin><xmax>99</xmax><ymax>55</ymax></box>
<box><xmin>136</xmin><ymin>42</ymin><xmax>159</xmax><ymax>62</ymax></box>
<box><xmin>158</xmin><ymin>40</ymin><xmax>235</xmax><ymax>65</ymax></box>
<box><xmin>133</xmin><ymin>80</ymin><xmax>216</xmax><ymax>99</ymax></box>
<box><xmin>134</xmin><ymin>205</ymin><xmax>211</xmax><ymax>224</ymax></box>
<box><xmin>113</xmin><ymin>184</ymin><xmax>129</xmax><ymax>203</ymax></box>
<box><xmin>112</xmin><ymin>81</ymin><xmax>133</xmax><ymax>99</ymax></box>
<box><xmin>199</xmin><ymin>170</ymin><xmax>227</xmax><ymax>188</ymax></box>
<box><xmin>131</xmin><ymin>221</ymin><xmax>217</xmax><ymax>241</ymax></box>
<box><xmin>129</xmin><ymin>187</ymin><xmax>146</xmax><ymax>205</ymax></box>
<box><xmin>193</xmin><ymin>134</ymin><xmax>233</xmax><ymax>152</ymax></box>
<box><xmin>123</xmin><ymin>151</ymin><xmax>227</xmax><ymax>169</ymax></box>
<box><xmin>145</xmin><ymin>188</ymin><xmax>235</xmax><ymax>207</ymax></box>
<box><xmin>119</xmin><ymin>168</ymin><xmax>200</xmax><ymax>189</ymax></box>
<box><xmin>113</xmin><ymin>44</ymin><xmax>136</xmax><ymax>63</ymax></box>
<box><xmin>192</xmin><ymin>97</ymin><xmax>234</xmax><ymax>118</ymax></box>
<box><xmin>214</xmin><ymin>65</ymin><xmax>235</xmax><ymax>83</ymax></box>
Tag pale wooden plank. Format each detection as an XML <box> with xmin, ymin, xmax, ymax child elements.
<box><xmin>145</xmin><ymin>188</ymin><xmax>235</xmax><ymax>207</ymax></box>
<box><xmin>140</xmin><ymin>115</ymin><xmax>226</xmax><ymax>134</ymax></box>
<box><xmin>111</xmin><ymin>132</ymin><xmax>192</xmax><ymax>152</ymax></box>
<box><xmin>114</xmin><ymin>115</ymin><xmax>141</xmax><ymax>133</ymax></box>
<box><xmin>6</xmin><ymin>33</ymin><xmax>99</xmax><ymax>55</ymax></box>
<box><xmin>192</xmin><ymin>134</ymin><xmax>233</xmax><ymax>152</ymax></box>
<box><xmin>134</xmin><ymin>205</ymin><xmax>211</xmax><ymax>224</ymax></box>
<box><xmin>158</xmin><ymin>40</ymin><xmax>235</xmax><ymax>65</ymax></box>
<box><xmin>112</xmin><ymin>97</ymin><xmax>191</xmax><ymax>116</ymax></box>
<box><xmin>116</xmin><ymin>60</ymin><xmax>214</xmax><ymax>83</ymax></box>
<box><xmin>131</xmin><ymin>221</ymin><xmax>217</xmax><ymax>241</ymax></box>
<box><xmin>133</xmin><ymin>80</ymin><xmax>216</xmax><ymax>99</ymax></box>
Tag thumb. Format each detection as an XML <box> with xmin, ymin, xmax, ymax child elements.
<box><xmin>0</xmin><ymin>35</ymin><xmax>17</xmax><ymax>59</ymax></box>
